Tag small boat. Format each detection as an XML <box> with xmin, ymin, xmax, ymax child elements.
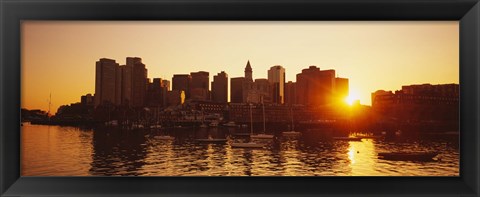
<box><xmin>250</xmin><ymin>101</ymin><xmax>274</xmax><ymax>139</ymax></box>
<box><xmin>209</xmin><ymin>121</ymin><xmax>219</xmax><ymax>127</ymax></box>
<box><xmin>251</xmin><ymin>134</ymin><xmax>275</xmax><ymax>139</ymax></box>
<box><xmin>233</xmin><ymin>133</ymin><xmax>251</xmax><ymax>136</ymax></box>
<box><xmin>378</xmin><ymin>151</ymin><xmax>439</xmax><ymax>161</ymax></box>
<box><xmin>154</xmin><ymin>135</ymin><xmax>175</xmax><ymax>140</ymax></box>
<box><xmin>223</xmin><ymin>121</ymin><xmax>237</xmax><ymax>127</ymax></box>
<box><xmin>282</xmin><ymin>107</ymin><xmax>301</xmax><ymax>137</ymax></box>
<box><xmin>195</xmin><ymin>138</ymin><xmax>228</xmax><ymax>143</ymax></box>
<box><xmin>232</xmin><ymin>104</ymin><xmax>267</xmax><ymax>148</ymax></box>
<box><xmin>231</xmin><ymin>142</ymin><xmax>265</xmax><ymax>148</ymax></box>
<box><xmin>332</xmin><ymin>137</ymin><xmax>362</xmax><ymax>141</ymax></box>
<box><xmin>282</xmin><ymin>131</ymin><xmax>302</xmax><ymax>136</ymax></box>
<box><xmin>150</xmin><ymin>124</ymin><xmax>162</xmax><ymax>129</ymax></box>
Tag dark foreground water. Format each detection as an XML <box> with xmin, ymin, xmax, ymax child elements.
<box><xmin>21</xmin><ymin>123</ymin><xmax>459</xmax><ymax>176</ymax></box>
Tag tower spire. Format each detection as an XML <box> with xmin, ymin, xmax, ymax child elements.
<box><xmin>245</xmin><ymin>60</ymin><xmax>253</xmax><ymax>82</ymax></box>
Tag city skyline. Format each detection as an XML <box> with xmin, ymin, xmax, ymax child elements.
<box><xmin>22</xmin><ymin>21</ymin><xmax>459</xmax><ymax>113</ymax></box>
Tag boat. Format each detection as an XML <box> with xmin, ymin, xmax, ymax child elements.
<box><xmin>231</xmin><ymin>142</ymin><xmax>265</xmax><ymax>148</ymax></box>
<box><xmin>154</xmin><ymin>135</ymin><xmax>175</xmax><ymax>140</ymax></box>
<box><xmin>251</xmin><ymin>101</ymin><xmax>274</xmax><ymax>139</ymax></box>
<box><xmin>332</xmin><ymin>136</ymin><xmax>362</xmax><ymax>141</ymax></box>
<box><xmin>282</xmin><ymin>107</ymin><xmax>301</xmax><ymax>136</ymax></box>
<box><xmin>195</xmin><ymin>138</ymin><xmax>228</xmax><ymax>143</ymax></box>
<box><xmin>199</xmin><ymin>123</ymin><xmax>208</xmax><ymax>128</ymax></box>
<box><xmin>231</xmin><ymin>104</ymin><xmax>266</xmax><ymax>148</ymax></box>
<box><xmin>209</xmin><ymin>121</ymin><xmax>219</xmax><ymax>127</ymax></box>
<box><xmin>251</xmin><ymin>133</ymin><xmax>275</xmax><ymax>139</ymax></box>
<box><xmin>223</xmin><ymin>121</ymin><xmax>237</xmax><ymax>127</ymax></box>
<box><xmin>150</xmin><ymin>124</ymin><xmax>162</xmax><ymax>129</ymax></box>
<box><xmin>378</xmin><ymin>151</ymin><xmax>439</xmax><ymax>161</ymax></box>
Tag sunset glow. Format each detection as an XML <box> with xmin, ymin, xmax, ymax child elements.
<box><xmin>21</xmin><ymin>21</ymin><xmax>459</xmax><ymax>113</ymax></box>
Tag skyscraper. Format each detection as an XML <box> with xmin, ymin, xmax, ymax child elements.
<box><xmin>268</xmin><ymin>65</ymin><xmax>286</xmax><ymax>104</ymax></box>
<box><xmin>231</xmin><ymin>77</ymin><xmax>245</xmax><ymax>103</ymax></box>
<box><xmin>296</xmin><ymin>66</ymin><xmax>336</xmax><ymax>106</ymax></box>
<box><xmin>190</xmin><ymin>71</ymin><xmax>210</xmax><ymax>101</ymax></box>
<box><xmin>334</xmin><ymin>77</ymin><xmax>349</xmax><ymax>103</ymax></box>
<box><xmin>172</xmin><ymin>74</ymin><xmax>191</xmax><ymax>99</ymax></box>
<box><xmin>94</xmin><ymin>58</ymin><xmax>121</xmax><ymax>107</ymax></box>
<box><xmin>212</xmin><ymin>71</ymin><xmax>228</xmax><ymax>103</ymax></box>
<box><xmin>121</xmin><ymin>57</ymin><xmax>147</xmax><ymax>107</ymax></box>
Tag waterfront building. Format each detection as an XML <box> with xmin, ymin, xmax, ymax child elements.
<box><xmin>190</xmin><ymin>71</ymin><xmax>210</xmax><ymax>101</ymax></box>
<box><xmin>120</xmin><ymin>57</ymin><xmax>148</xmax><ymax>108</ymax></box>
<box><xmin>172</xmin><ymin>74</ymin><xmax>191</xmax><ymax>99</ymax></box>
<box><xmin>268</xmin><ymin>65</ymin><xmax>286</xmax><ymax>104</ymax></box>
<box><xmin>372</xmin><ymin>83</ymin><xmax>459</xmax><ymax>121</ymax></box>
<box><xmin>211</xmin><ymin>71</ymin><xmax>228</xmax><ymax>103</ymax></box>
<box><xmin>94</xmin><ymin>58</ymin><xmax>121</xmax><ymax>107</ymax></box>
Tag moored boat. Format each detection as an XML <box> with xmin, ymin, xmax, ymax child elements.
<box><xmin>378</xmin><ymin>151</ymin><xmax>439</xmax><ymax>161</ymax></box>
<box><xmin>231</xmin><ymin>142</ymin><xmax>265</xmax><ymax>148</ymax></box>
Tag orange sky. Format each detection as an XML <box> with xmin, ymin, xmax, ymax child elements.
<box><xmin>21</xmin><ymin>21</ymin><xmax>459</xmax><ymax>114</ymax></box>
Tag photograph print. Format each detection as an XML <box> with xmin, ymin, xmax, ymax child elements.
<box><xmin>21</xmin><ymin>21</ymin><xmax>459</xmax><ymax>176</ymax></box>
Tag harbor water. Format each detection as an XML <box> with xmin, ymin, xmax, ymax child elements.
<box><xmin>21</xmin><ymin>123</ymin><xmax>459</xmax><ymax>176</ymax></box>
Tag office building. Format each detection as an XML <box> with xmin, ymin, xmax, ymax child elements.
<box><xmin>296</xmin><ymin>66</ymin><xmax>336</xmax><ymax>106</ymax></box>
<box><xmin>211</xmin><ymin>71</ymin><xmax>228</xmax><ymax>103</ymax></box>
<box><xmin>231</xmin><ymin>77</ymin><xmax>245</xmax><ymax>103</ymax></box>
<box><xmin>190</xmin><ymin>71</ymin><xmax>210</xmax><ymax>101</ymax></box>
<box><xmin>94</xmin><ymin>58</ymin><xmax>121</xmax><ymax>107</ymax></box>
<box><xmin>172</xmin><ymin>74</ymin><xmax>191</xmax><ymax>99</ymax></box>
<box><xmin>268</xmin><ymin>65</ymin><xmax>286</xmax><ymax>104</ymax></box>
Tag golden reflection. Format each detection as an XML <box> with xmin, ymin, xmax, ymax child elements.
<box><xmin>347</xmin><ymin>139</ymin><xmax>377</xmax><ymax>176</ymax></box>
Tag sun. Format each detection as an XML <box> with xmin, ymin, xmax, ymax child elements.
<box><xmin>344</xmin><ymin>91</ymin><xmax>360</xmax><ymax>106</ymax></box>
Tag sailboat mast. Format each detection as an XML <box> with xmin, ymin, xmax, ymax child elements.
<box><xmin>250</xmin><ymin>104</ymin><xmax>253</xmax><ymax>135</ymax></box>
<box><xmin>262</xmin><ymin>102</ymin><xmax>266</xmax><ymax>133</ymax></box>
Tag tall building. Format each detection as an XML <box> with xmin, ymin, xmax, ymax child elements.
<box><xmin>246</xmin><ymin>79</ymin><xmax>271</xmax><ymax>103</ymax></box>
<box><xmin>285</xmin><ymin>81</ymin><xmax>296</xmax><ymax>105</ymax></box>
<box><xmin>231</xmin><ymin>77</ymin><xmax>245</xmax><ymax>103</ymax></box>
<box><xmin>120</xmin><ymin>57</ymin><xmax>147</xmax><ymax>108</ymax></box>
<box><xmin>162</xmin><ymin>79</ymin><xmax>170</xmax><ymax>91</ymax></box>
<box><xmin>94</xmin><ymin>58</ymin><xmax>121</xmax><ymax>107</ymax></box>
<box><xmin>172</xmin><ymin>74</ymin><xmax>191</xmax><ymax>99</ymax></box>
<box><xmin>268</xmin><ymin>65</ymin><xmax>286</xmax><ymax>104</ymax></box>
<box><xmin>190</xmin><ymin>71</ymin><xmax>210</xmax><ymax>101</ymax></box>
<box><xmin>146</xmin><ymin>78</ymin><xmax>166</xmax><ymax>107</ymax></box>
<box><xmin>296</xmin><ymin>66</ymin><xmax>336</xmax><ymax>106</ymax></box>
<box><xmin>212</xmin><ymin>71</ymin><xmax>228</xmax><ymax>103</ymax></box>
<box><xmin>335</xmin><ymin>77</ymin><xmax>349</xmax><ymax>103</ymax></box>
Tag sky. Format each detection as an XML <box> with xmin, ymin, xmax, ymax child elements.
<box><xmin>21</xmin><ymin>21</ymin><xmax>459</xmax><ymax>114</ymax></box>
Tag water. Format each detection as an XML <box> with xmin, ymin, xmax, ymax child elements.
<box><xmin>21</xmin><ymin>124</ymin><xmax>459</xmax><ymax>176</ymax></box>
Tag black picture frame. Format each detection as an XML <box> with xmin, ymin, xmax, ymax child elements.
<box><xmin>1</xmin><ymin>0</ymin><xmax>479</xmax><ymax>196</ymax></box>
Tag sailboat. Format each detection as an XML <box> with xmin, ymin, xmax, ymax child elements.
<box><xmin>250</xmin><ymin>101</ymin><xmax>274</xmax><ymax>139</ymax></box>
<box><xmin>231</xmin><ymin>104</ymin><xmax>265</xmax><ymax>148</ymax></box>
<box><xmin>282</xmin><ymin>106</ymin><xmax>301</xmax><ymax>136</ymax></box>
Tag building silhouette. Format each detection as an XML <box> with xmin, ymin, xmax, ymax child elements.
<box><xmin>268</xmin><ymin>65</ymin><xmax>286</xmax><ymax>104</ymax></box>
<box><xmin>212</xmin><ymin>71</ymin><xmax>228</xmax><ymax>103</ymax></box>
<box><xmin>372</xmin><ymin>83</ymin><xmax>459</xmax><ymax>121</ymax></box>
<box><xmin>230</xmin><ymin>77</ymin><xmax>245</xmax><ymax>103</ymax></box>
<box><xmin>296</xmin><ymin>66</ymin><xmax>335</xmax><ymax>106</ymax></box>
<box><xmin>190</xmin><ymin>71</ymin><xmax>210</xmax><ymax>101</ymax></box>
<box><xmin>129</xmin><ymin>57</ymin><xmax>147</xmax><ymax>107</ymax></box>
<box><xmin>172</xmin><ymin>74</ymin><xmax>191</xmax><ymax>99</ymax></box>
<box><xmin>335</xmin><ymin>77</ymin><xmax>349</xmax><ymax>103</ymax></box>
<box><xmin>285</xmin><ymin>81</ymin><xmax>296</xmax><ymax>105</ymax></box>
<box><xmin>94</xmin><ymin>58</ymin><xmax>121</xmax><ymax>107</ymax></box>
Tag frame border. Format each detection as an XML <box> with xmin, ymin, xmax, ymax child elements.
<box><xmin>1</xmin><ymin>0</ymin><xmax>479</xmax><ymax>196</ymax></box>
